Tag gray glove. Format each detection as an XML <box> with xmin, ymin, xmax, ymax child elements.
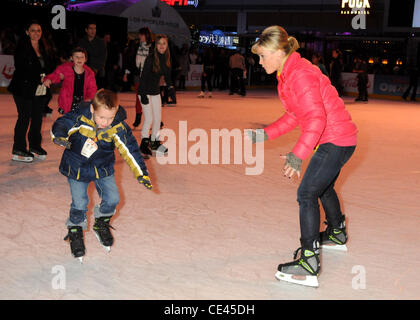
<box><xmin>53</xmin><ymin>137</ymin><xmax>71</xmax><ymax>149</ymax></box>
<box><xmin>285</xmin><ymin>152</ymin><xmax>302</xmax><ymax>172</ymax></box>
<box><xmin>247</xmin><ymin>129</ymin><xmax>268</xmax><ymax>143</ymax></box>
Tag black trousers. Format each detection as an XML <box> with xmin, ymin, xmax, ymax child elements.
<box><xmin>402</xmin><ymin>79</ymin><xmax>418</xmax><ymax>100</ymax></box>
<box><xmin>230</xmin><ymin>68</ymin><xmax>245</xmax><ymax>95</ymax></box>
<box><xmin>12</xmin><ymin>94</ymin><xmax>47</xmax><ymax>152</ymax></box>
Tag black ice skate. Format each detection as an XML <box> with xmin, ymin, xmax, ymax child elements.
<box><xmin>93</xmin><ymin>216</ymin><xmax>115</xmax><ymax>252</ymax></box>
<box><xmin>29</xmin><ymin>146</ymin><xmax>47</xmax><ymax>160</ymax></box>
<box><xmin>275</xmin><ymin>240</ymin><xmax>320</xmax><ymax>288</ymax></box>
<box><xmin>320</xmin><ymin>215</ymin><xmax>348</xmax><ymax>252</ymax></box>
<box><xmin>140</xmin><ymin>137</ymin><xmax>152</xmax><ymax>159</ymax></box>
<box><xmin>64</xmin><ymin>226</ymin><xmax>85</xmax><ymax>263</ymax></box>
<box><xmin>12</xmin><ymin>149</ymin><xmax>34</xmax><ymax>162</ymax></box>
<box><xmin>150</xmin><ymin>140</ymin><xmax>168</xmax><ymax>156</ymax></box>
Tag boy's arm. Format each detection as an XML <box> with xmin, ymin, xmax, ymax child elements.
<box><xmin>113</xmin><ymin>122</ymin><xmax>149</xmax><ymax>179</ymax></box>
<box><xmin>51</xmin><ymin>110</ymin><xmax>80</xmax><ymax>146</ymax></box>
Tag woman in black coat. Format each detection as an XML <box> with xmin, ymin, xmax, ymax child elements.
<box><xmin>8</xmin><ymin>21</ymin><xmax>55</xmax><ymax>162</ymax></box>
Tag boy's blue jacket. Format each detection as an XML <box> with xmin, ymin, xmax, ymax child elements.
<box><xmin>51</xmin><ymin>102</ymin><xmax>148</xmax><ymax>182</ymax></box>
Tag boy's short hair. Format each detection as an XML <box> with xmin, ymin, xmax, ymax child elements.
<box><xmin>92</xmin><ymin>89</ymin><xmax>119</xmax><ymax>111</ymax></box>
<box><xmin>71</xmin><ymin>46</ymin><xmax>88</xmax><ymax>59</ymax></box>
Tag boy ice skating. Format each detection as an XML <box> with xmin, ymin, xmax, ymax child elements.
<box><xmin>51</xmin><ymin>89</ymin><xmax>152</xmax><ymax>262</ymax></box>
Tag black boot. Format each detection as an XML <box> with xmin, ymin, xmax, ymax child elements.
<box><xmin>93</xmin><ymin>216</ymin><xmax>115</xmax><ymax>250</ymax></box>
<box><xmin>133</xmin><ymin>113</ymin><xmax>142</xmax><ymax>128</ymax></box>
<box><xmin>140</xmin><ymin>137</ymin><xmax>152</xmax><ymax>159</ymax></box>
<box><xmin>150</xmin><ymin>139</ymin><xmax>168</xmax><ymax>156</ymax></box>
<box><xmin>64</xmin><ymin>226</ymin><xmax>85</xmax><ymax>261</ymax></box>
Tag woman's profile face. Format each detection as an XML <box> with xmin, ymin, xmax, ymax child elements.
<box><xmin>256</xmin><ymin>46</ymin><xmax>284</xmax><ymax>74</ymax></box>
<box><xmin>26</xmin><ymin>24</ymin><xmax>42</xmax><ymax>42</ymax></box>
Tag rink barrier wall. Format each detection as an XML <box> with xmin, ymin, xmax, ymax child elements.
<box><xmin>0</xmin><ymin>55</ymin><xmax>418</xmax><ymax>101</ymax></box>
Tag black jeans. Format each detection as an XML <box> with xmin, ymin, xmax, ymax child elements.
<box><xmin>13</xmin><ymin>94</ymin><xmax>47</xmax><ymax>152</ymax></box>
<box><xmin>230</xmin><ymin>68</ymin><xmax>245</xmax><ymax>95</ymax></box>
<box><xmin>201</xmin><ymin>67</ymin><xmax>214</xmax><ymax>92</ymax></box>
<box><xmin>297</xmin><ymin>143</ymin><xmax>356</xmax><ymax>244</ymax></box>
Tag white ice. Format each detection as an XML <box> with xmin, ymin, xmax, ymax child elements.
<box><xmin>0</xmin><ymin>90</ymin><xmax>419</xmax><ymax>299</ymax></box>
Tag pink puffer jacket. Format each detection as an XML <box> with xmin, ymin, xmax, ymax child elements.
<box><xmin>264</xmin><ymin>52</ymin><xmax>357</xmax><ymax>160</ymax></box>
<box><xmin>44</xmin><ymin>62</ymin><xmax>97</xmax><ymax>113</ymax></box>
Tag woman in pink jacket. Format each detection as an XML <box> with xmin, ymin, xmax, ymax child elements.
<box><xmin>43</xmin><ymin>47</ymin><xmax>97</xmax><ymax>113</ymax></box>
<box><xmin>249</xmin><ymin>26</ymin><xmax>357</xmax><ymax>287</ymax></box>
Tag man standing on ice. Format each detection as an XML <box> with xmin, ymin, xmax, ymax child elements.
<box><xmin>248</xmin><ymin>25</ymin><xmax>358</xmax><ymax>287</ymax></box>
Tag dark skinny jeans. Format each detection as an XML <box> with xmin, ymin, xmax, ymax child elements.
<box><xmin>297</xmin><ymin>143</ymin><xmax>356</xmax><ymax>245</ymax></box>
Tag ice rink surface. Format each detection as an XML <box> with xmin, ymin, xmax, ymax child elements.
<box><xmin>0</xmin><ymin>90</ymin><xmax>419</xmax><ymax>300</ymax></box>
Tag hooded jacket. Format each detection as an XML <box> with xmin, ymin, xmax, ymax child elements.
<box><xmin>264</xmin><ymin>52</ymin><xmax>357</xmax><ymax>160</ymax></box>
<box><xmin>51</xmin><ymin>103</ymin><xmax>148</xmax><ymax>182</ymax></box>
<box><xmin>44</xmin><ymin>62</ymin><xmax>97</xmax><ymax>113</ymax></box>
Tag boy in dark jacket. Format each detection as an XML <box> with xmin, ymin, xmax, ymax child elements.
<box><xmin>51</xmin><ymin>89</ymin><xmax>152</xmax><ymax>262</ymax></box>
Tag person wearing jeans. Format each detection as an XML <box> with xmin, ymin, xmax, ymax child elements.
<box><xmin>66</xmin><ymin>174</ymin><xmax>120</xmax><ymax>230</ymax></box>
<box><xmin>297</xmin><ymin>143</ymin><xmax>355</xmax><ymax>243</ymax></box>
<box><xmin>249</xmin><ymin>25</ymin><xmax>357</xmax><ymax>287</ymax></box>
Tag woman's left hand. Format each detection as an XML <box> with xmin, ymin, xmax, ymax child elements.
<box><xmin>280</xmin><ymin>152</ymin><xmax>302</xmax><ymax>179</ymax></box>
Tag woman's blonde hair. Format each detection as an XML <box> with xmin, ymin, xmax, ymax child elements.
<box><xmin>251</xmin><ymin>25</ymin><xmax>299</xmax><ymax>55</ymax></box>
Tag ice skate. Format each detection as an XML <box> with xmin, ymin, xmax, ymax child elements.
<box><xmin>93</xmin><ymin>216</ymin><xmax>114</xmax><ymax>252</ymax></box>
<box><xmin>150</xmin><ymin>140</ymin><xmax>168</xmax><ymax>156</ymax></box>
<box><xmin>198</xmin><ymin>91</ymin><xmax>205</xmax><ymax>98</ymax></box>
<box><xmin>64</xmin><ymin>226</ymin><xmax>85</xmax><ymax>263</ymax></box>
<box><xmin>12</xmin><ymin>149</ymin><xmax>34</xmax><ymax>162</ymax></box>
<box><xmin>140</xmin><ymin>137</ymin><xmax>152</xmax><ymax>159</ymax></box>
<box><xmin>275</xmin><ymin>240</ymin><xmax>320</xmax><ymax>288</ymax></box>
<box><xmin>320</xmin><ymin>215</ymin><xmax>348</xmax><ymax>252</ymax></box>
<box><xmin>29</xmin><ymin>146</ymin><xmax>47</xmax><ymax>160</ymax></box>
<box><xmin>208</xmin><ymin>92</ymin><xmax>212</xmax><ymax>98</ymax></box>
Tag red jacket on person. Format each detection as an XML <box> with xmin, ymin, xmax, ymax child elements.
<box><xmin>264</xmin><ymin>52</ymin><xmax>357</xmax><ymax>160</ymax></box>
<box><xmin>44</xmin><ymin>62</ymin><xmax>97</xmax><ymax>113</ymax></box>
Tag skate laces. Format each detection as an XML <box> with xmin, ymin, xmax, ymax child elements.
<box><xmin>64</xmin><ymin>227</ymin><xmax>83</xmax><ymax>241</ymax></box>
<box><xmin>94</xmin><ymin>217</ymin><xmax>115</xmax><ymax>232</ymax></box>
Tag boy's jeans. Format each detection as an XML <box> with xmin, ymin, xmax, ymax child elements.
<box><xmin>66</xmin><ymin>174</ymin><xmax>120</xmax><ymax>230</ymax></box>
<box><xmin>297</xmin><ymin>143</ymin><xmax>356</xmax><ymax>245</ymax></box>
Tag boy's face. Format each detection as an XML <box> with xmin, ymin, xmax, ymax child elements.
<box><xmin>90</xmin><ymin>104</ymin><xmax>118</xmax><ymax>129</ymax></box>
<box><xmin>71</xmin><ymin>52</ymin><xmax>86</xmax><ymax>67</ymax></box>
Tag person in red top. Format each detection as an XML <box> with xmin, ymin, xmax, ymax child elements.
<box><xmin>249</xmin><ymin>26</ymin><xmax>357</xmax><ymax>287</ymax></box>
<box><xmin>43</xmin><ymin>47</ymin><xmax>97</xmax><ymax>114</ymax></box>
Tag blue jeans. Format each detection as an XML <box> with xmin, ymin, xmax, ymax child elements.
<box><xmin>67</xmin><ymin>174</ymin><xmax>120</xmax><ymax>229</ymax></box>
<box><xmin>297</xmin><ymin>143</ymin><xmax>355</xmax><ymax>245</ymax></box>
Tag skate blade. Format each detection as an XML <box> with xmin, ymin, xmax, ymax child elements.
<box><xmin>152</xmin><ymin>150</ymin><xmax>168</xmax><ymax>157</ymax></box>
<box><xmin>321</xmin><ymin>243</ymin><xmax>348</xmax><ymax>252</ymax></box>
<box><xmin>12</xmin><ymin>155</ymin><xmax>33</xmax><ymax>162</ymax></box>
<box><xmin>94</xmin><ymin>232</ymin><xmax>112</xmax><ymax>253</ymax></box>
<box><xmin>32</xmin><ymin>153</ymin><xmax>46</xmax><ymax>160</ymax></box>
<box><xmin>275</xmin><ymin>271</ymin><xmax>319</xmax><ymax>288</ymax></box>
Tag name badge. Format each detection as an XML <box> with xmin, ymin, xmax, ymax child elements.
<box><xmin>81</xmin><ymin>138</ymin><xmax>98</xmax><ymax>158</ymax></box>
